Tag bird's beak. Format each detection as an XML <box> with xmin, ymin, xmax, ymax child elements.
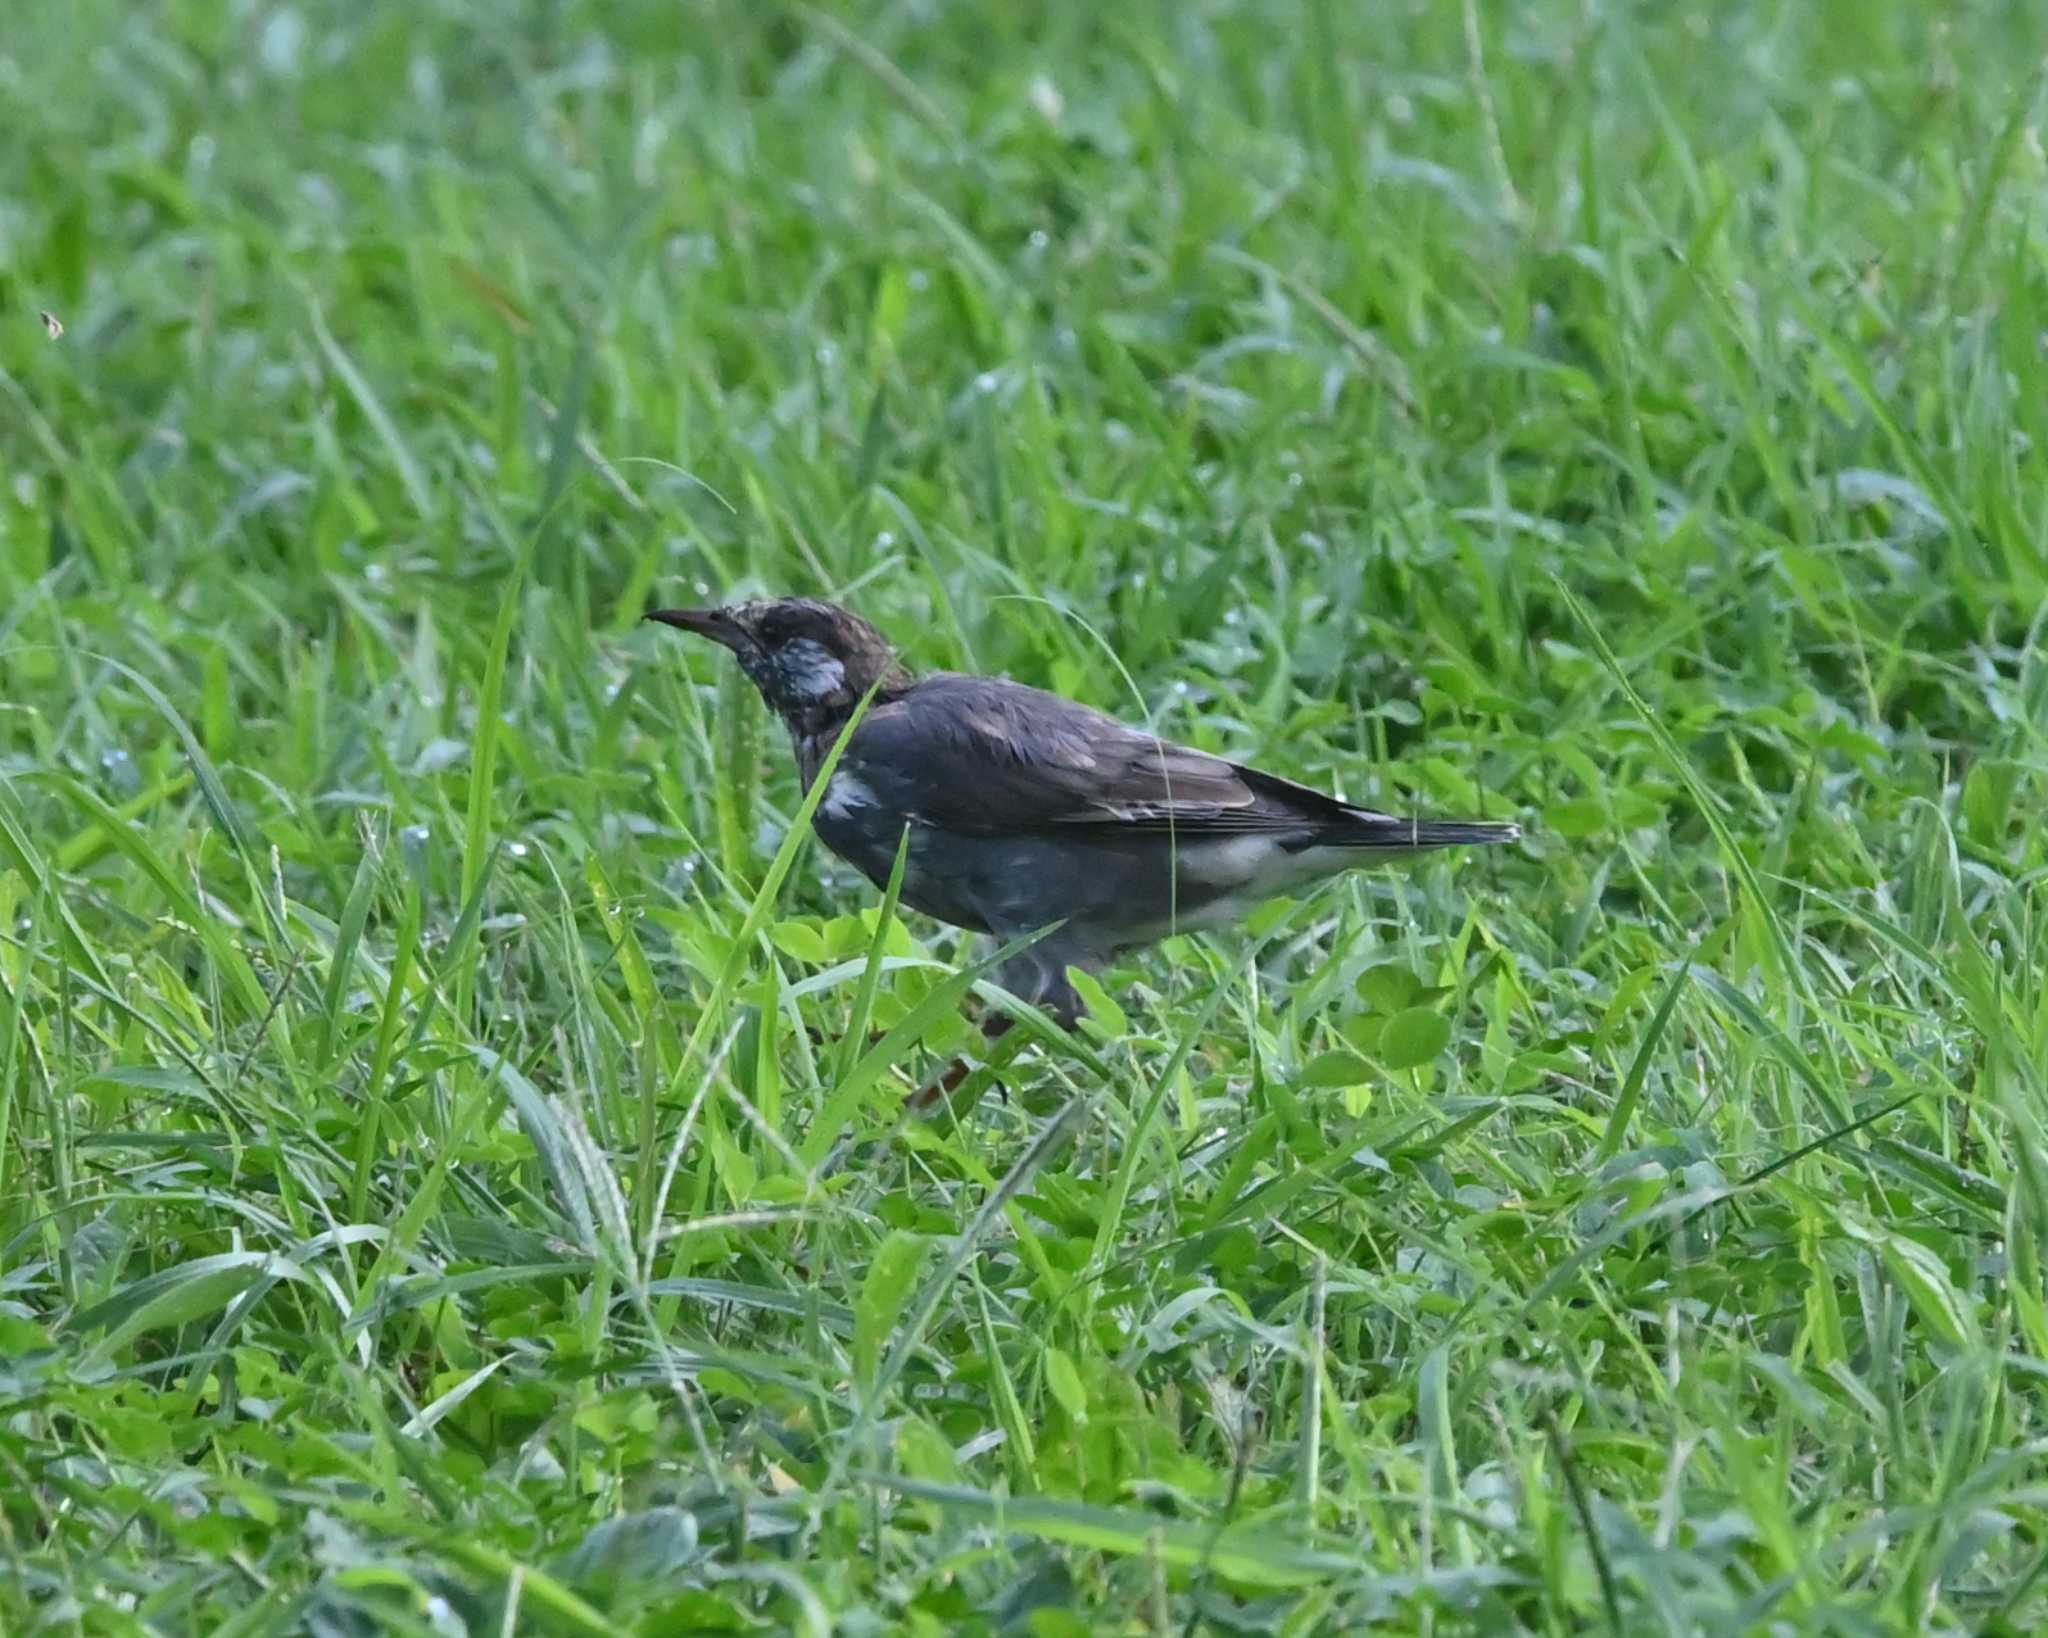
<box><xmin>644</xmin><ymin>607</ymin><xmax>747</xmax><ymax>651</ymax></box>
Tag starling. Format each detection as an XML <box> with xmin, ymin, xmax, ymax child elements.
<box><xmin>648</xmin><ymin>598</ymin><xmax>1518</xmax><ymax>1029</ymax></box>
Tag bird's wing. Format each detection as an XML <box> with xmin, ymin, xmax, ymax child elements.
<box><xmin>846</xmin><ymin>673</ymin><xmax>1364</xmax><ymax>837</ymax></box>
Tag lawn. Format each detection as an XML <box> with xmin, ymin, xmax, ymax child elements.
<box><xmin>5</xmin><ymin>1</ymin><xmax>2048</xmax><ymax>1632</ymax></box>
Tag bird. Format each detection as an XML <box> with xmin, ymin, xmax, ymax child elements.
<box><xmin>646</xmin><ymin>597</ymin><xmax>1519</xmax><ymax>1039</ymax></box>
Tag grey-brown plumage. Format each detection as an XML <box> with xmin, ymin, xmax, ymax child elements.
<box><xmin>648</xmin><ymin>598</ymin><xmax>1519</xmax><ymax>1026</ymax></box>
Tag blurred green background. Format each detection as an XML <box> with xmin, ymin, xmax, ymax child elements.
<box><xmin>5</xmin><ymin>2</ymin><xmax>2048</xmax><ymax>1632</ymax></box>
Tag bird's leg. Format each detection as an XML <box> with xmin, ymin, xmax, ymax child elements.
<box><xmin>905</xmin><ymin>947</ymin><xmax>1086</xmax><ymax>1114</ymax></box>
<box><xmin>908</xmin><ymin>1011</ymin><xmax>1019</xmax><ymax>1112</ymax></box>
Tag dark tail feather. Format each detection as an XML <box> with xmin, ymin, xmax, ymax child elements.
<box><xmin>1329</xmin><ymin>815</ymin><xmax>1521</xmax><ymax>849</ymax></box>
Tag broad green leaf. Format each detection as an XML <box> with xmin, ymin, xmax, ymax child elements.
<box><xmin>1379</xmin><ymin>1007</ymin><xmax>1451</xmax><ymax>1070</ymax></box>
<box><xmin>1044</xmin><ymin>1345</ymin><xmax>1088</xmax><ymax>1423</ymax></box>
<box><xmin>1066</xmin><ymin>967</ymin><xmax>1127</xmax><ymax>1036</ymax></box>
<box><xmin>1299</xmin><ymin>1050</ymin><xmax>1372</xmax><ymax>1088</ymax></box>
<box><xmin>73</xmin><ymin>1252</ymin><xmax>305</xmax><ymax>1362</ymax></box>
<box><xmin>855</xmin><ymin>1230</ymin><xmax>931</xmax><ymax>1389</ymax></box>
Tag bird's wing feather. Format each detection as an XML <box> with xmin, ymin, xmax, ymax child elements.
<box><xmin>847</xmin><ymin>674</ymin><xmax>1364</xmax><ymax>836</ymax></box>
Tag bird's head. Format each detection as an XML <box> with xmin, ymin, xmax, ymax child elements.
<box><xmin>645</xmin><ymin>597</ymin><xmax>910</xmax><ymax>725</ymax></box>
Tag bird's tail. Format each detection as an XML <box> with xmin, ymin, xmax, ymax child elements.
<box><xmin>1330</xmin><ymin>814</ymin><xmax>1522</xmax><ymax>849</ymax></box>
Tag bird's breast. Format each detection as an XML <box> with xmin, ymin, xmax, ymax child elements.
<box><xmin>809</xmin><ymin>767</ymin><xmax>912</xmax><ymax>882</ymax></box>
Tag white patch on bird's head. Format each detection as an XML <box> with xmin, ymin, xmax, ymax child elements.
<box><xmin>775</xmin><ymin>637</ymin><xmax>847</xmax><ymax>700</ymax></box>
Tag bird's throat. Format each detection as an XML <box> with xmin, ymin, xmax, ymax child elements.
<box><xmin>791</xmin><ymin>714</ymin><xmax>853</xmax><ymax>788</ymax></box>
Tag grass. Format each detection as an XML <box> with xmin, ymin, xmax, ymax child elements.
<box><xmin>4</xmin><ymin>0</ymin><xmax>2048</xmax><ymax>1630</ymax></box>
